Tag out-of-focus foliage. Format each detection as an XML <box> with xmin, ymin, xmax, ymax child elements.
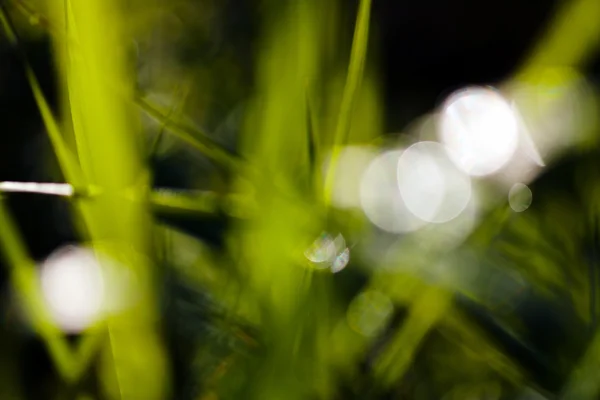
<box><xmin>1</xmin><ymin>0</ymin><xmax>600</xmax><ymax>399</ymax></box>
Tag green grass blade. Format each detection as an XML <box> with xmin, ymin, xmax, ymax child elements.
<box><xmin>57</xmin><ymin>0</ymin><xmax>171</xmax><ymax>397</ymax></box>
<box><xmin>137</xmin><ymin>95</ymin><xmax>243</xmax><ymax>170</ymax></box>
<box><xmin>323</xmin><ymin>0</ymin><xmax>372</xmax><ymax>206</ymax></box>
<box><xmin>0</xmin><ymin>198</ymin><xmax>77</xmax><ymax>381</ymax></box>
<box><xmin>0</xmin><ymin>5</ymin><xmax>84</xmax><ymax>189</ymax></box>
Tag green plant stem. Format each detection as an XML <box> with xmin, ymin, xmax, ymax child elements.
<box><xmin>323</xmin><ymin>0</ymin><xmax>372</xmax><ymax>206</ymax></box>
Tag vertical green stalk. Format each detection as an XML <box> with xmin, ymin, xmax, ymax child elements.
<box><xmin>235</xmin><ymin>1</ymin><xmax>340</xmax><ymax>399</ymax></box>
<box><xmin>46</xmin><ymin>0</ymin><xmax>170</xmax><ymax>398</ymax></box>
<box><xmin>0</xmin><ymin>4</ymin><xmax>103</xmax><ymax>385</ymax></box>
<box><xmin>323</xmin><ymin>0</ymin><xmax>372</xmax><ymax>206</ymax></box>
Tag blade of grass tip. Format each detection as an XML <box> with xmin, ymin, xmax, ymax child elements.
<box><xmin>136</xmin><ymin>95</ymin><xmax>243</xmax><ymax>170</ymax></box>
<box><xmin>0</xmin><ymin>5</ymin><xmax>85</xmax><ymax>190</ymax></box>
<box><xmin>323</xmin><ymin>0</ymin><xmax>372</xmax><ymax>206</ymax></box>
<box><xmin>27</xmin><ymin>70</ymin><xmax>85</xmax><ymax>185</ymax></box>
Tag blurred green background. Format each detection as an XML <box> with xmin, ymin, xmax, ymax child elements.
<box><xmin>0</xmin><ymin>0</ymin><xmax>600</xmax><ymax>399</ymax></box>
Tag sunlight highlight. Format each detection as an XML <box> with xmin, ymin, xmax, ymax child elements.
<box><xmin>39</xmin><ymin>246</ymin><xmax>105</xmax><ymax>333</ymax></box>
<box><xmin>397</xmin><ymin>142</ymin><xmax>472</xmax><ymax>224</ymax></box>
<box><xmin>438</xmin><ymin>87</ymin><xmax>519</xmax><ymax>177</ymax></box>
<box><xmin>326</xmin><ymin>146</ymin><xmax>378</xmax><ymax>210</ymax></box>
<box><xmin>360</xmin><ymin>150</ymin><xmax>425</xmax><ymax>233</ymax></box>
<box><xmin>305</xmin><ymin>233</ymin><xmax>350</xmax><ymax>273</ymax></box>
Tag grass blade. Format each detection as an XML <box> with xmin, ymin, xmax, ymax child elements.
<box><xmin>323</xmin><ymin>0</ymin><xmax>372</xmax><ymax>206</ymax></box>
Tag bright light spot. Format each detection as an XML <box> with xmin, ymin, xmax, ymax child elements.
<box><xmin>360</xmin><ymin>150</ymin><xmax>425</xmax><ymax>233</ymax></box>
<box><xmin>512</xmin><ymin>103</ymin><xmax>545</xmax><ymax>168</ymax></box>
<box><xmin>491</xmin><ymin>131</ymin><xmax>543</xmax><ymax>189</ymax></box>
<box><xmin>397</xmin><ymin>142</ymin><xmax>471</xmax><ymax>223</ymax></box>
<box><xmin>40</xmin><ymin>246</ymin><xmax>105</xmax><ymax>333</ymax></box>
<box><xmin>0</xmin><ymin>182</ymin><xmax>74</xmax><ymax>197</ymax></box>
<box><xmin>304</xmin><ymin>232</ymin><xmax>337</xmax><ymax>266</ymax></box>
<box><xmin>347</xmin><ymin>290</ymin><xmax>393</xmax><ymax>337</ymax></box>
<box><xmin>439</xmin><ymin>86</ymin><xmax>519</xmax><ymax>176</ymax></box>
<box><xmin>325</xmin><ymin>146</ymin><xmax>378</xmax><ymax>209</ymax></box>
<box><xmin>39</xmin><ymin>245</ymin><xmax>137</xmax><ymax>332</ymax></box>
<box><xmin>305</xmin><ymin>232</ymin><xmax>349</xmax><ymax>273</ymax></box>
<box><xmin>508</xmin><ymin>183</ymin><xmax>532</xmax><ymax>212</ymax></box>
<box><xmin>331</xmin><ymin>248</ymin><xmax>350</xmax><ymax>273</ymax></box>
<box><xmin>332</xmin><ymin>234</ymin><xmax>346</xmax><ymax>253</ymax></box>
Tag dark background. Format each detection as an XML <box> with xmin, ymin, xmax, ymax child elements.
<box><xmin>1</xmin><ymin>0</ymin><xmax>599</xmax><ymax>398</ymax></box>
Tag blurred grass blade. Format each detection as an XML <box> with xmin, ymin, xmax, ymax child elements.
<box><xmin>516</xmin><ymin>0</ymin><xmax>600</xmax><ymax>81</ymax></box>
<box><xmin>150</xmin><ymin>189</ymin><xmax>220</xmax><ymax>216</ymax></box>
<box><xmin>148</xmin><ymin>83</ymin><xmax>191</xmax><ymax>158</ymax></box>
<box><xmin>333</xmin><ymin>0</ymin><xmax>372</xmax><ymax>145</ymax></box>
<box><xmin>7</xmin><ymin>0</ymin><xmax>240</xmax><ymax>174</ymax></box>
<box><xmin>324</xmin><ymin>0</ymin><xmax>372</xmax><ymax>205</ymax></box>
<box><xmin>48</xmin><ymin>0</ymin><xmax>171</xmax><ymax>397</ymax></box>
<box><xmin>374</xmin><ymin>286</ymin><xmax>452</xmax><ymax>387</ymax></box>
<box><xmin>561</xmin><ymin>329</ymin><xmax>600</xmax><ymax>399</ymax></box>
<box><xmin>305</xmin><ymin>86</ymin><xmax>322</xmax><ymax>196</ymax></box>
<box><xmin>26</xmin><ymin>69</ymin><xmax>85</xmax><ymax>186</ymax></box>
<box><xmin>235</xmin><ymin>1</ymin><xmax>339</xmax><ymax>398</ymax></box>
<box><xmin>137</xmin><ymin>95</ymin><xmax>242</xmax><ymax>170</ymax></box>
<box><xmin>0</xmin><ymin>5</ymin><xmax>84</xmax><ymax>189</ymax></box>
<box><xmin>0</xmin><ymin>198</ymin><xmax>80</xmax><ymax>382</ymax></box>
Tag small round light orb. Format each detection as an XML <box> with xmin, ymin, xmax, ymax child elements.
<box><xmin>508</xmin><ymin>183</ymin><xmax>533</xmax><ymax>212</ymax></box>
<box><xmin>40</xmin><ymin>246</ymin><xmax>105</xmax><ymax>333</ymax></box>
<box><xmin>439</xmin><ymin>86</ymin><xmax>519</xmax><ymax>176</ymax></box>
<box><xmin>397</xmin><ymin>141</ymin><xmax>472</xmax><ymax>224</ymax></box>
<box><xmin>305</xmin><ymin>233</ymin><xmax>349</xmax><ymax>272</ymax></box>
<box><xmin>304</xmin><ymin>233</ymin><xmax>336</xmax><ymax>266</ymax></box>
